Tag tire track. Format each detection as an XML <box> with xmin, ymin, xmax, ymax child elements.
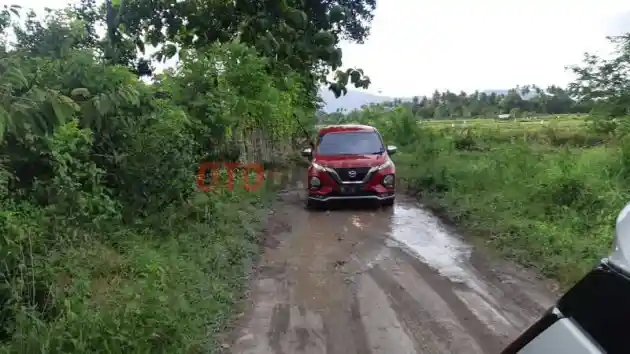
<box><xmin>322</xmin><ymin>281</ymin><xmax>371</xmax><ymax>354</ymax></box>
<box><xmin>227</xmin><ymin>187</ymin><xmax>556</xmax><ymax>354</ymax></box>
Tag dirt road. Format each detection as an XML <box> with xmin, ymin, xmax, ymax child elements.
<box><xmin>225</xmin><ymin>183</ymin><xmax>558</xmax><ymax>354</ymax></box>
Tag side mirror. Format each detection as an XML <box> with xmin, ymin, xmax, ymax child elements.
<box><xmin>609</xmin><ymin>202</ymin><xmax>630</xmax><ymax>274</ymax></box>
<box><xmin>387</xmin><ymin>145</ymin><xmax>397</xmax><ymax>155</ymax></box>
<box><xmin>301</xmin><ymin>147</ymin><xmax>312</xmax><ymax>158</ymax></box>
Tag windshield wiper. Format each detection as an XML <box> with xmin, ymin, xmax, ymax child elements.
<box><xmin>370</xmin><ymin>150</ymin><xmax>385</xmax><ymax>154</ymax></box>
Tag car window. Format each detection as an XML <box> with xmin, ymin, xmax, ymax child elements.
<box><xmin>316</xmin><ymin>131</ymin><xmax>384</xmax><ymax>155</ymax></box>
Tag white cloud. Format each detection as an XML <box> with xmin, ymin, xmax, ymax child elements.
<box><xmin>4</xmin><ymin>0</ymin><xmax>630</xmax><ymax>97</ymax></box>
<box><xmin>340</xmin><ymin>0</ymin><xmax>630</xmax><ymax>97</ymax></box>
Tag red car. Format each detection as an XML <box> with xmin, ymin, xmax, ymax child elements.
<box><xmin>301</xmin><ymin>124</ymin><xmax>397</xmax><ymax>209</ymax></box>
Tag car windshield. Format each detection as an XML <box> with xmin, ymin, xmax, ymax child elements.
<box><xmin>316</xmin><ymin>131</ymin><xmax>384</xmax><ymax>155</ymax></box>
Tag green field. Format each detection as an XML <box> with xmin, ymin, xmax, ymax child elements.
<box><xmin>347</xmin><ymin>110</ymin><xmax>629</xmax><ymax>288</ymax></box>
<box><xmin>422</xmin><ymin>115</ymin><xmax>586</xmax><ymax>132</ymax></box>
<box><xmin>424</xmin><ymin>115</ymin><xmax>603</xmax><ymax>147</ymax></box>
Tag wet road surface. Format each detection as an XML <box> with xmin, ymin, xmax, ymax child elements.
<box><xmin>226</xmin><ymin>184</ymin><xmax>558</xmax><ymax>354</ymax></box>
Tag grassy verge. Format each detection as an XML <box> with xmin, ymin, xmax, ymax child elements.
<box><xmin>0</xmin><ymin>28</ymin><xmax>310</xmax><ymax>352</ymax></box>
<box><xmin>361</xmin><ymin>112</ymin><xmax>630</xmax><ymax>288</ymax></box>
<box><xmin>0</xmin><ymin>171</ymin><xmax>284</xmax><ymax>354</ymax></box>
<box><xmin>396</xmin><ymin>134</ymin><xmax>630</xmax><ymax>287</ymax></box>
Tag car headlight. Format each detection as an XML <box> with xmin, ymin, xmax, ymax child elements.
<box><xmin>311</xmin><ymin>162</ymin><xmax>327</xmax><ymax>171</ymax></box>
<box><xmin>383</xmin><ymin>174</ymin><xmax>395</xmax><ymax>186</ymax></box>
<box><xmin>310</xmin><ymin>176</ymin><xmax>321</xmax><ymax>187</ymax></box>
<box><xmin>375</xmin><ymin>159</ymin><xmax>393</xmax><ymax>171</ymax></box>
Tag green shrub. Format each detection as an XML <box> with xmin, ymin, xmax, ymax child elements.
<box><xmin>345</xmin><ymin>105</ymin><xmax>630</xmax><ymax>287</ymax></box>
<box><xmin>0</xmin><ymin>8</ymin><xmax>306</xmax><ymax>353</ymax></box>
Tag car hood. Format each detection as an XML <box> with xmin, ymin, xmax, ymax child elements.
<box><xmin>313</xmin><ymin>154</ymin><xmax>387</xmax><ymax>168</ymax></box>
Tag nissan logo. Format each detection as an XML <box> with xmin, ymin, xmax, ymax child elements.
<box><xmin>348</xmin><ymin>170</ymin><xmax>357</xmax><ymax>178</ymax></box>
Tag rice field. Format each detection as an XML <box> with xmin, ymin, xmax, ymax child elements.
<box><xmin>418</xmin><ymin>115</ymin><xmax>599</xmax><ymax>146</ymax></box>
<box><xmin>421</xmin><ymin>114</ymin><xmax>587</xmax><ymax>132</ymax></box>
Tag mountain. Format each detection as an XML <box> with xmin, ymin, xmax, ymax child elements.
<box><xmin>318</xmin><ymin>88</ymin><xmax>393</xmax><ymax>113</ymax></box>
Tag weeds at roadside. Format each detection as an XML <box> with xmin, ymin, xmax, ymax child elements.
<box><xmin>0</xmin><ymin>30</ymin><xmax>303</xmax><ymax>353</ymax></box>
<box><xmin>352</xmin><ymin>107</ymin><xmax>630</xmax><ymax>288</ymax></box>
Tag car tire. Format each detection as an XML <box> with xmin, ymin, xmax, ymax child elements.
<box><xmin>382</xmin><ymin>198</ymin><xmax>395</xmax><ymax>208</ymax></box>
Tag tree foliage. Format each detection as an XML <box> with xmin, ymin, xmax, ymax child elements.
<box><xmin>0</xmin><ymin>0</ymin><xmax>340</xmax><ymax>351</ymax></box>
<box><xmin>323</xmin><ymin>85</ymin><xmax>592</xmax><ymax>122</ymax></box>
<box><xmin>107</xmin><ymin>0</ymin><xmax>374</xmax><ymax>98</ymax></box>
<box><xmin>569</xmin><ymin>35</ymin><xmax>630</xmax><ymax>120</ymax></box>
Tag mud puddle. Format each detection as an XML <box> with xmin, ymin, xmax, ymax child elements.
<box><xmin>225</xmin><ymin>186</ymin><xmax>557</xmax><ymax>354</ymax></box>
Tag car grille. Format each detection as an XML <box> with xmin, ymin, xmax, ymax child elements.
<box><xmin>332</xmin><ymin>167</ymin><xmax>371</xmax><ymax>182</ymax></box>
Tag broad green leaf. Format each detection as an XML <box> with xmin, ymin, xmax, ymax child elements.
<box><xmin>51</xmin><ymin>96</ymin><xmax>70</xmax><ymax>127</ymax></box>
<box><xmin>71</xmin><ymin>88</ymin><xmax>91</xmax><ymax>98</ymax></box>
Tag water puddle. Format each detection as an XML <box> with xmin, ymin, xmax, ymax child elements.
<box><xmin>384</xmin><ymin>202</ymin><xmax>527</xmax><ymax>333</ymax></box>
<box><xmin>386</xmin><ymin>203</ymin><xmax>473</xmax><ymax>284</ymax></box>
<box><xmin>453</xmin><ymin>289</ymin><xmax>515</xmax><ymax>336</ymax></box>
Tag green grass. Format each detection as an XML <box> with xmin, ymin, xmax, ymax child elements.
<box><xmin>362</xmin><ymin>111</ymin><xmax>630</xmax><ymax>288</ymax></box>
<box><xmin>419</xmin><ymin>115</ymin><xmax>601</xmax><ymax>146</ymax></box>
<box><xmin>396</xmin><ymin>142</ymin><xmax>625</xmax><ymax>286</ymax></box>
<box><xmin>0</xmin><ymin>172</ymin><xmax>283</xmax><ymax>354</ymax></box>
<box><xmin>422</xmin><ymin>114</ymin><xmax>586</xmax><ymax>129</ymax></box>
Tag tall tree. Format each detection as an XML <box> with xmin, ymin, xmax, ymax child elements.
<box><xmin>569</xmin><ymin>34</ymin><xmax>630</xmax><ymax>118</ymax></box>
<box><xmin>106</xmin><ymin>0</ymin><xmax>376</xmax><ymax>99</ymax></box>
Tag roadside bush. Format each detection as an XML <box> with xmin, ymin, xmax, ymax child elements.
<box><xmin>113</xmin><ymin>106</ymin><xmax>199</xmax><ymax>218</ymax></box>
<box><xmin>0</xmin><ymin>7</ymin><xmax>307</xmax><ymax>353</ymax></box>
<box><xmin>346</xmin><ymin>105</ymin><xmax>630</xmax><ymax>287</ymax></box>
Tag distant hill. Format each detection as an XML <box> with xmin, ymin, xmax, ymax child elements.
<box><xmin>318</xmin><ymin>88</ymin><xmax>531</xmax><ymax>113</ymax></box>
<box><xmin>318</xmin><ymin>88</ymin><xmax>394</xmax><ymax>113</ymax></box>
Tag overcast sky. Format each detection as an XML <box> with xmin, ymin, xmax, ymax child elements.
<box><xmin>4</xmin><ymin>0</ymin><xmax>630</xmax><ymax>97</ymax></box>
<box><xmin>340</xmin><ymin>0</ymin><xmax>630</xmax><ymax>97</ymax></box>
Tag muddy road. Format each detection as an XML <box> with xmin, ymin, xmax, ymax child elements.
<box><xmin>225</xmin><ymin>184</ymin><xmax>558</xmax><ymax>354</ymax></box>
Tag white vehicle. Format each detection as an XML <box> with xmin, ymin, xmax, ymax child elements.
<box><xmin>501</xmin><ymin>202</ymin><xmax>630</xmax><ymax>353</ymax></box>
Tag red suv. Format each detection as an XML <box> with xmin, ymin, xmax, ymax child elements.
<box><xmin>301</xmin><ymin>124</ymin><xmax>397</xmax><ymax>209</ymax></box>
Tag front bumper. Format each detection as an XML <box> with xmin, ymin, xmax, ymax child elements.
<box><xmin>308</xmin><ymin>183</ymin><xmax>395</xmax><ymax>202</ymax></box>
<box><xmin>308</xmin><ymin>192</ymin><xmax>395</xmax><ymax>202</ymax></box>
<box><xmin>307</xmin><ymin>164</ymin><xmax>396</xmax><ymax>203</ymax></box>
